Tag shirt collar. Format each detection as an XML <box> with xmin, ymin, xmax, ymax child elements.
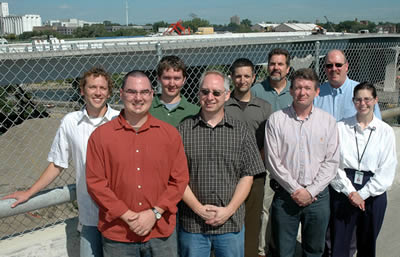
<box><xmin>153</xmin><ymin>94</ymin><xmax>187</xmax><ymax>110</ymax></box>
<box><xmin>114</xmin><ymin>110</ymin><xmax>160</xmax><ymax>132</ymax></box>
<box><xmin>227</xmin><ymin>91</ymin><xmax>261</xmax><ymax>107</ymax></box>
<box><xmin>289</xmin><ymin>105</ymin><xmax>315</xmax><ymax>121</ymax></box>
<box><xmin>193</xmin><ymin>111</ymin><xmax>234</xmax><ymax>128</ymax></box>
<box><xmin>349</xmin><ymin>115</ymin><xmax>378</xmax><ymax>131</ymax></box>
<box><xmin>330</xmin><ymin>76</ymin><xmax>350</xmax><ymax>94</ymax></box>
<box><xmin>77</xmin><ymin>104</ymin><xmax>115</xmax><ymax>125</ymax></box>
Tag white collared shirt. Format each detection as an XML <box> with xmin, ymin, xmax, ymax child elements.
<box><xmin>47</xmin><ymin>105</ymin><xmax>120</xmax><ymax>226</ymax></box>
<box><xmin>330</xmin><ymin>115</ymin><xmax>397</xmax><ymax>200</ymax></box>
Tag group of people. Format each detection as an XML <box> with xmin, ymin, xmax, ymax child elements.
<box><xmin>2</xmin><ymin>48</ymin><xmax>397</xmax><ymax>257</ymax></box>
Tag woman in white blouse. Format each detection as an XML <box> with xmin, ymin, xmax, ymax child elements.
<box><xmin>330</xmin><ymin>82</ymin><xmax>397</xmax><ymax>257</ymax></box>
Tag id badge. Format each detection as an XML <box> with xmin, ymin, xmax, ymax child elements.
<box><xmin>354</xmin><ymin>171</ymin><xmax>363</xmax><ymax>185</ymax></box>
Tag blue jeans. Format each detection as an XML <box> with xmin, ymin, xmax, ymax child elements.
<box><xmin>271</xmin><ymin>187</ymin><xmax>330</xmax><ymax>257</ymax></box>
<box><xmin>80</xmin><ymin>225</ymin><xmax>103</xmax><ymax>257</ymax></box>
<box><xmin>102</xmin><ymin>229</ymin><xmax>178</xmax><ymax>257</ymax></box>
<box><xmin>178</xmin><ymin>226</ymin><xmax>244</xmax><ymax>257</ymax></box>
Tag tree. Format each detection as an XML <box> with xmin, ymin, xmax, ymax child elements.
<box><xmin>241</xmin><ymin>18</ymin><xmax>252</xmax><ymax>27</ymax></box>
<box><xmin>182</xmin><ymin>18</ymin><xmax>211</xmax><ymax>32</ymax></box>
<box><xmin>153</xmin><ymin>21</ymin><xmax>169</xmax><ymax>33</ymax></box>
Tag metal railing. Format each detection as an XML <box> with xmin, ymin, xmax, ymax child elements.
<box><xmin>1</xmin><ymin>34</ymin><xmax>400</xmax><ymax>240</ymax></box>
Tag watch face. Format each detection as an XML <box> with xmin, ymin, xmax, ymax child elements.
<box><xmin>156</xmin><ymin>213</ymin><xmax>162</xmax><ymax>220</ymax></box>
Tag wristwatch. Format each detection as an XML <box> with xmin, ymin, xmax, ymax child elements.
<box><xmin>152</xmin><ymin>208</ymin><xmax>162</xmax><ymax>220</ymax></box>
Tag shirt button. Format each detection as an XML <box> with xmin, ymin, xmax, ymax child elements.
<box><xmin>138</xmin><ymin>185</ymin><xmax>142</xmax><ymax>189</ymax></box>
<box><xmin>138</xmin><ymin>202</ymin><xmax>142</xmax><ymax>206</ymax></box>
<box><xmin>167</xmin><ymin>113</ymin><xmax>170</xmax><ymax>116</ymax></box>
<box><xmin>137</xmin><ymin>168</ymin><xmax>141</xmax><ymax>171</ymax></box>
<box><xmin>136</xmin><ymin>149</ymin><xmax>139</xmax><ymax>153</ymax></box>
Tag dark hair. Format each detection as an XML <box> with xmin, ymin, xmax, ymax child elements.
<box><xmin>353</xmin><ymin>82</ymin><xmax>377</xmax><ymax>98</ymax></box>
<box><xmin>157</xmin><ymin>55</ymin><xmax>187</xmax><ymax>78</ymax></box>
<box><xmin>291</xmin><ymin>68</ymin><xmax>319</xmax><ymax>89</ymax></box>
<box><xmin>230</xmin><ymin>58</ymin><xmax>254</xmax><ymax>75</ymax></box>
<box><xmin>122</xmin><ymin>70</ymin><xmax>150</xmax><ymax>89</ymax></box>
<box><xmin>268</xmin><ymin>48</ymin><xmax>291</xmax><ymax>66</ymax></box>
<box><xmin>80</xmin><ymin>67</ymin><xmax>113</xmax><ymax>91</ymax></box>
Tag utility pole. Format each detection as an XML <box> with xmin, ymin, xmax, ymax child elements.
<box><xmin>125</xmin><ymin>0</ymin><xmax>129</xmax><ymax>26</ymax></box>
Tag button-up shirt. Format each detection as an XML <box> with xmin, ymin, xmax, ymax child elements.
<box><xmin>47</xmin><ymin>105</ymin><xmax>119</xmax><ymax>226</ymax></box>
<box><xmin>225</xmin><ymin>92</ymin><xmax>272</xmax><ymax>149</ymax></box>
<box><xmin>314</xmin><ymin>77</ymin><xmax>381</xmax><ymax>121</ymax></box>
<box><xmin>251</xmin><ymin>77</ymin><xmax>292</xmax><ymax>112</ymax></box>
<box><xmin>150</xmin><ymin>95</ymin><xmax>200</xmax><ymax>127</ymax></box>
<box><xmin>86</xmin><ymin>112</ymin><xmax>189</xmax><ymax>242</ymax></box>
<box><xmin>178</xmin><ymin>113</ymin><xmax>265</xmax><ymax>234</ymax></box>
<box><xmin>330</xmin><ymin>115</ymin><xmax>397</xmax><ymax>200</ymax></box>
<box><xmin>265</xmin><ymin>106</ymin><xmax>340</xmax><ymax>198</ymax></box>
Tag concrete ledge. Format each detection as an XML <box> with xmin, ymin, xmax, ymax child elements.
<box><xmin>0</xmin><ymin>218</ymin><xmax>79</xmax><ymax>257</ymax></box>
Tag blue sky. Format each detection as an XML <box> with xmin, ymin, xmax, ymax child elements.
<box><xmin>5</xmin><ymin>0</ymin><xmax>400</xmax><ymax>25</ymax></box>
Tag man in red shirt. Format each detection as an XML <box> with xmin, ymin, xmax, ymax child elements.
<box><xmin>86</xmin><ymin>70</ymin><xmax>189</xmax><ymax>257</ymax></box>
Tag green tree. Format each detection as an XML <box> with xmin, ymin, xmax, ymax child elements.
<box><xmin>240</xmin><ymin>18</ymin><xmax>252</xmax><ymax>27</ymax></box>
<box><xmin>153</xmin><ymin>21</ymin><xmax>169</xmax><ymax>32</ymax></box>
<box><xmin>182</xmin><ymin>18</ymin><xmax>211</xmax><ymax>32</ymax></box>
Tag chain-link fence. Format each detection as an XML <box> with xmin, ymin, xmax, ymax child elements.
<box><xmin>1</xmin><ymin>35</ymin><xmax>400</xmax><ymax>240</ymax></box>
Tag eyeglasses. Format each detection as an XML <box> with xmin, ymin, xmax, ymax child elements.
<box><xmin>325</xmin><ymin>63</ymin><xmax>345</xmax><ymax>69</ymax></box>
<box><xmin>123</xmin><ymin>89</ymin><xmax>152</xmax><ymax>97</ymax></box>
<box><xmin>353</xmin><ymin>97</ymin><xmax>375</xmax><ymax>104</ymax></box>
<box><xmin>200</xmin><ymin>89</ymin><xmax>225</xmax><ymax>97</ymax></box>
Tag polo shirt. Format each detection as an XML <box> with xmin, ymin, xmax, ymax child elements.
<box><xmin>150</xmin><ymin>95</ymin><xmax>200</xmax><ymax>127</ymax></box>
<box><xmin>86</xmin><ymin>112</ymin><xmax>189</xmax><ymax>242</ymax></box>
<box><xmin>177</xmin><ymin>113</ymin><xmax>265</xmax><ymax>234</ymax></box>
<box><xmin>47</xmin><ymin>105</ymin><xmax>119</xmax><ymax>227</ymax></box>
<box><xmin>251</xmin><ymin>77</ymin><xmax>292</xmax><ymax>112</ymax></box>
<box><xmin>225</xmin><ymin>91</ymin><xmax>272</xmax><ymax>149</ymax></box>
<box><xmin>314</xmin><ymin>77</ymin><xmax>382</xmax><ymax>121</ymax></box>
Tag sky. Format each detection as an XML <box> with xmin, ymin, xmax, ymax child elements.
<box><xmin>5</xmin><ymin>0</ymin><xmax>400</xmax><ymax>25</ymax></box>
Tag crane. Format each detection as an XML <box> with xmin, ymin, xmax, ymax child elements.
<box><xmin>324</xmin><ymin>16</ymin><xmax>335</xmax><ymax>32</ymax></box>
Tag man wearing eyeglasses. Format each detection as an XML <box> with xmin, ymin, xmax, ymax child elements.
<box><xmin>150</xmin><ymin>55</ymin><xmax>199</xmax><ymax>127</ymax></box>
<box><xmin>224</xmin><ymin>58</ymin><xmax>271</xmax><ymax>257</ymax></box>
<box><xmin>177</xmin><ymin>70</ymin><xmax>265</xmax><ymax>257</ymax></box>
<box><xmin>314</xmin><ymin>49</ymin><xmax>381</xmax><ymax>121</ymax></box>
<box><xmin>86</xmin><ymin>70</ymin><xmax>189</xmax><ymax>257</ymax></box>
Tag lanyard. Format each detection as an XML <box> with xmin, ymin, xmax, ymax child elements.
<box><xmin>354</xmin><ymin>127</ymin><xmax>373</xmax><ymax>171</ymax></box>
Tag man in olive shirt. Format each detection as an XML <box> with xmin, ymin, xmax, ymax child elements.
<box><xmin>150</xmin><ymin>55</ymin><xmax>199</xmax><ymax>127</ymax></box>
<box><xmin>225</xmin><ymin>58</ymin><xmax>272</xmax><ymax>257</ymax></box>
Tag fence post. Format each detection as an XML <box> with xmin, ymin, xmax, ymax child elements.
<box><xmin>156</xmin><ymin>42</ymin><xmax>162</xmax><ymax>62</ymax></box>
<box><xmin>315</xmin><ymin>41</ymin><xmax>320</xmax><ymax>77</ymax></box>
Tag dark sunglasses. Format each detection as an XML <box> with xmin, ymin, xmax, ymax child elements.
<box><xmin>200</xmin><ymin>89</ymin><xmax>225</xmax><ymax>97</ymax></box>
<box><xmin>325</xmin><ymin>63</ymin><xmax>345</xmax><ymax>69</ymax></box>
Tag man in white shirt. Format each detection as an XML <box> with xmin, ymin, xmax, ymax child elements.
<box><xmin>2</xmin><ymin>67</ymin><xmax>119</xmax><ymax>257</ymax></box>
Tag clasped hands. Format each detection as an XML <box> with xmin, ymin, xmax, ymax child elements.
<box><xmin>195</xmin><ymin>204</ymin><xmax>233</xmax><ymax>227</ymax></box>
<box><xmin>291</xmin><ymin>188</ymin><xmax>316</xmax><ymax>207</ymax></box>
<box><xmin>121</xmin><ymin>209</ymin><xmax>157</xmax><ymax>237</ymax></box>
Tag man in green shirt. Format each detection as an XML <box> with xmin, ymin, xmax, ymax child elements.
<box><xmin>251</xmin><ymin>48</ymin><xmax>293</xmax><ymax>112</ymax></box>
<box><xmin>150</xmin><ymin>55</ymin><xmax>199</xmax><ymax>127</ymax></box>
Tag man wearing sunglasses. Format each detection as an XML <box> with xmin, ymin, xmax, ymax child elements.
<box><xmin>177</xmin><ymin>70</ymin><xmax>265</xmax><ymax>257</ymax></box>
<box><xmin>86</xmin><ymin>71</ymin><xmax>189</xmax><ymax>257</ymax></box>
<box><xmin>314</xmin><ymin>49</ymin><xmax>381</xmax><ymax>121</ymax></box>
<box><xmin>224</xmin><ymin>58</ymin><xmax>271</xmax><ymax>257</ymax></box>
<box><xmin>150</xmin><ymin>55</ymin><xmax>199</xmax><ymax>127</ymax></box>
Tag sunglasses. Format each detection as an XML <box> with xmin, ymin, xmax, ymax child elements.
<box><xmin>200</xmin><ymin>89</ymin><xmax>225</xmax><ymax>97</ymax></box>
<box><xmin>325</xmin><ymin>63</ymin><xmax>345</xmax><ymax>69</ymax></box>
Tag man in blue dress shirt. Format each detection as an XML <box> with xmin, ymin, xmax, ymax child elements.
<box><xmin>314</xmin><ymin>49</ymin><xmax>381</xmax><ymax>121</ymax></box>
